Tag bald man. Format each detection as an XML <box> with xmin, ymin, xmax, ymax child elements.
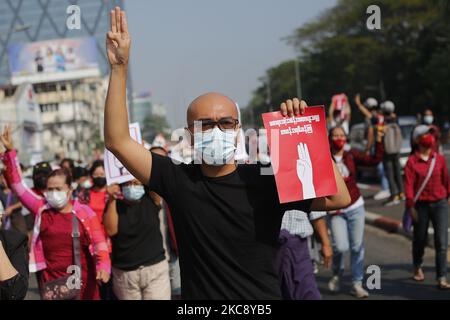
<box><xmin>104</xmin><ymin>7</ymin><xmax>350</xmax><ymax>300</ymax></box>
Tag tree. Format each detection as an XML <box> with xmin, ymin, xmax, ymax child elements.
<box><xmin>142</xmin><ymin>114</ymin><xmax>170</xmax><ymax>143</ymax></box>
<box><xmin>244</xmin><ymin>0</ymin><xmax>450</xmax><ymax>126</ymax></box>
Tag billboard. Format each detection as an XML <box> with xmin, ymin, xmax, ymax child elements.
<box><xmin>7</xmin><ymin>37</ymin><xmax>100</xmax><ymax>85</ymax></box>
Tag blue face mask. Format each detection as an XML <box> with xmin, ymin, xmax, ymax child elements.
<box><xmin>193</xmin><ymin>127</ymin><xmax>237</xmax><ymax>166</ymax></box>
<box><xmin>122</xmin><ymin>185</ymin><xmax>145</xmax><ymax>202</ymax></box>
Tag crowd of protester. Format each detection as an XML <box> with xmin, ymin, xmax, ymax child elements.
<box><xmin>0</xmin><ymin>124</ymin><xmax>181</xmax><ymax>300</ymax></box>
<box><xmin>1</xmin><ymin>7</ymin><xmax>449</xmax><ymax>301</ymax></box>
<box><xmin>1</xmin><ymin>89</ymin><xmax>449</xmax><ymax>300</ymax></box>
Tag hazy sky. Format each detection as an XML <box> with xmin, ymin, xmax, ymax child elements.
<box><xmin>126</xmin><ymin>0</ymin><xmax>337</xmax><ymax>128</ymax></box>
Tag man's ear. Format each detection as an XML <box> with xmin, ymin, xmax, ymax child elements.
<box><xmin>185</xmin><ymin>129</ymin><xmax>194</xmax><ymax>147</ymax></box>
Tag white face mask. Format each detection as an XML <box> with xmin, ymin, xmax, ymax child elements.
<box><xmin>122</xmin><ymin>185</ymin><xmax>145</xmax><ymax>202</ymax></box>
<box><xmin>45</xmin><ymin>190</ymin><xmax>70</xmax><ymax>210</ymax></box>
<box><xmin>80</xmin><ymin>179</ymin><xmax>93</xmax><ymax>189</ymax></box>
<box><xmin>194</xmin><ymin>127</ymin><xmax>238</xmax><ymax>166</ymax></box>
<box><xmin>424</xmin><ymin>115</ymin><xmax>434</xmax><ymax>125</ymax></box>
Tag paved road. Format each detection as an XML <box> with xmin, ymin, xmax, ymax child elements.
<box><xmin>26</xmin><ymin>225</ymin><xmax>450</xmax><ymax>300</ymax></box>
<box><xmin>316</xmin><ymin>224</ymin><xmax>450</xmax><ymax>300</ymax></box>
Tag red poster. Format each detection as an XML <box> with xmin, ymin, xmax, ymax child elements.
<box><xmin>262</xmin><ymin>106</ymin><xmax>337</xmax><ymax>203</ymax></box>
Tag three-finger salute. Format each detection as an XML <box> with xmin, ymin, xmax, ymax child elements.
<box><xmin>106</xmin><ymin>7</ymin><xmax>131</xmax><ymax>67</ymax></box>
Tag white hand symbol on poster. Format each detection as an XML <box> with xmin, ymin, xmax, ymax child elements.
<box><xmin>296</xmin><ymin>143</ymin><xmax>316</xmax><ymax>199</ymax></box>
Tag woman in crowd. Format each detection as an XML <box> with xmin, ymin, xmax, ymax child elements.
<box><xmin>78</xmin><ymin>160</ymin><xmax>116</xmax><ymax>223</ymax></box>
<box><xmin>404</xmin><ymin>125</ymin><xmax>450</xmax><ymax>289</ymax></box>
<box><xmin>1</xmin><ymin>125</ymin><xmax>111</xmax><ymax>300</ymax></box>
<box><xmin>327</xmin><ymin>126</ymin><xmax>384</xmax><ymax>298</ymax></box>
<box><xmin>103</xmin><ymin>177</ymin><xmax>170</xmax><ymax>300</ymax></box>
<box><xmin>72</xmin><ymin>166</ymin><xmax>92</xmax><ymax>200</ymax></box>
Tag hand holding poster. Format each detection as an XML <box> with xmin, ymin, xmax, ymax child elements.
<box><xmin>262</xmin><ymin>106</ymin><xmax>337</xmax><ymax>203</ymax></box>
<box><xmin>104</xmin><ymin>123</ymin><xmax>142</xmax><ymax>185</ymax></box>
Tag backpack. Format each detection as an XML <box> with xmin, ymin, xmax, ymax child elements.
<box><xmin>384</xmin><ymin>123</ymin><xmax>403</xmax><ymax>154</ymax></box>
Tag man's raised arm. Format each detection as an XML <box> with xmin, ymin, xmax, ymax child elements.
<box><xmin>104</xmin><ymin>7</ymin><xmax>152</xmax><ymax>185</ymax></box>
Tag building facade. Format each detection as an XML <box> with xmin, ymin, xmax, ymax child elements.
<box><xmin>0</xmin><ymin>0</ymin><xmax>133</xmax><ymax>163</ymax></box>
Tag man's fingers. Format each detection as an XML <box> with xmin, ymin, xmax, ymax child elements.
<box><xmin>110</xmin><ymin>10</ymin><xmax>117</xmax><ymax>33</ymax></box>
<box><xmin>300</xmin><ymin>100</ymin><xmax>308</xmax><ymax>115</ymax></box>
<box><xmin>115</xmin><ymin>7</ymin><xmax>121</xmax><ymax>34</ymax></box>
<box><xmin>280</xmin><ymin>103</ymin><xmax>287</xmax><ymax>116</ymax></box>
<box><xmin>286</xmin><ymin>100</ymin><xmax>294</xmax><ymax>117</ymax></box>
<box><xmin>293</xmin><ymin>98</ymin><xmax>300</xmax><ymax>115</ymax></box>
<box><xmin>121</xmin><ymin>11</ymin><xmax>128</xmax><ymax>35</ymax></box>
<box><xmin>107</xmin><ymin>32</ymin><xmax>121</xmax><ymax>44</ymax></box>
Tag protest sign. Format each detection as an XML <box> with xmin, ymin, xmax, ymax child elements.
<box><xmin>104</xmin><ymin>122</ymin><xmax>142</xmax><ymax>185</ymax></box>
<box><xmin>262</xmin><ymin>106</ymin><xmax>337</xmax><ymax>203</ymax></box>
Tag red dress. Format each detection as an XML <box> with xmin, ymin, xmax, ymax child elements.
<box><xmin>88</xmin><ymin>190</ymin><xmax>107</xmax><ymax>223</ymax></box>
<box><xmin>39</xmin><ymin>211</ymin><xmax>100</xmax><ymax>300</ymax></box>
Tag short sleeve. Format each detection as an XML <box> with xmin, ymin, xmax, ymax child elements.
<box><xmin>148</xmin><ymin>152</ymin><xmax>180</xmax><ymax>203</ymax></box>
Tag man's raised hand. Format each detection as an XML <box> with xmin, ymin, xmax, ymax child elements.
<box><xmin>106</xmin><ymin>7</ymin><xmax>130</xmax><ymax>67</ymax></box>
<box><xmin>280</xmin><ymin>98</ymin><xmax>307</xmax><ymax>117</ymax></box>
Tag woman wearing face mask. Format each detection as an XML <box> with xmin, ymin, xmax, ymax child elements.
<box><xmin>78</xmin><ymin>160</ymin><xmax>118</xmax><ymax>223</ymax></box>
<box><xmin>421</xmin><ymin>109</ymin><xmax>441</xmax><ymax>153</ymax></box>
<box><xmin>72</xmin><ymin>166</ymin><xmax>92</xmax><ymax>200</ymax></box>
<box><xmin>0</xmin><ymin>126</ymin><xmax>111</xmax><ymax>300</ymax></box>
<box><xmin>404</xmin><ymin>125</ymin><xmax>450</xmax><ymax>289</ymax></box>
<box><xmin>327</xmin><ymin>126</ymin><xmax>384</xmax><ymax>298</ymax></box>
<box><xmin>103</xmin><ymin>179</ymin><xmax>170</xmax><ymax>300</ymax></box>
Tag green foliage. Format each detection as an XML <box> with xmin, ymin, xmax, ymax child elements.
<box><xmin>142</xmin><ymin>114</ymin><xmax>170</xmax><ymax>142</ymax></box>
<box><xmin>245</xmin><ymin>0</ymin><xmax>450</xmax><ymax>126</ymax></box>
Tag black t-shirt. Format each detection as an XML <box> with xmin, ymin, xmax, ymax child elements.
<box><xmin>148</xmin><ymin>153</ymin><xmax>312</xmax><ymax>300</ymax></box>
<box><xmin>111</xmin><ymin>196</ymin><xmax>165</xmax><ymax>271</ymax></box>
<box><xmin>0</xmin><ymin>230</ymin><xmax>29</xmax><ymax>300</ymax></box>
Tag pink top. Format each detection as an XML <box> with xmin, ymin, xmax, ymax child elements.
<box><xmin>1</xmin><ymin>150</ymin><xmax>111</xmax><ymax>274</ymax></box>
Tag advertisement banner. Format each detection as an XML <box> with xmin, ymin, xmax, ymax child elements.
<box><xmin>8</xmin><ymin>37</ymin><xmax>100</xmax><ymax>84</ymax></box>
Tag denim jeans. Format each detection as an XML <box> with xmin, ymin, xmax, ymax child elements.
<box><xmin>377</xmin><ymin>162</ymin><xmax>390</xmax><ymax>191</ymax></box>
<box><xmin>413</xmin><ymin>199</ymin><xmax>449</xmax><ymax>281</ymax></box>
<box><xmin>328</xmin><ymin>204</ymin><xmax>366</xmax><ymax>283</ymax></box>
<box><xmin>383</xmin><ymin>153</ymin><xmax>404</xmax><ymax>196</ymax></box>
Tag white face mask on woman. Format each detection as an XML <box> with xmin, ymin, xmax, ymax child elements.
<box><xmin>423</xmin><ymin>115</ymin><xmax>434</xmax><ymax>125</ymax></box>
<box><xmin>194</xmin><ymin>127</ymin><xmax>237</xmax><ymax>166</ymax></box>
<box><xmin>80</xmin><ymin>179</ymin><xmax>93</xmax><ymax>189</ymax></box>
<box><xmin>44</xmin><ymin>190</ymin><xmax>70</xmax><ymax>210</ymax></box>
